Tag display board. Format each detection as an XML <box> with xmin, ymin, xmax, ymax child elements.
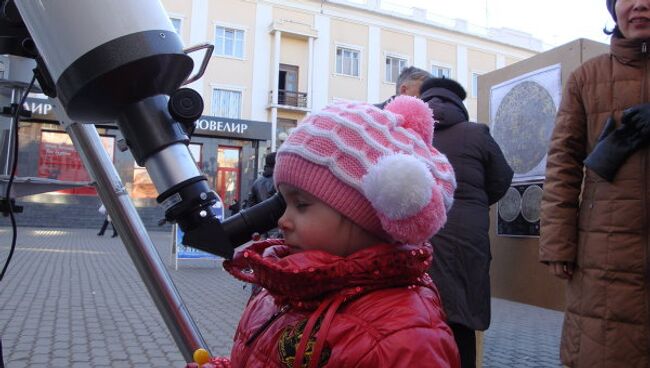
<box><xmin>490</xmin><ymin>64</ymin><xmax>561</xmax><ymax>182</ymax></box>
<box><xmin>497</xmin><ymin>181</ymin><xmax>543</xmax><ymax>237</ymax></box>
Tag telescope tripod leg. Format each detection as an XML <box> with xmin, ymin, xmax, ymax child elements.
<box><xmin>57</xmin><ymin>110</ymin><xmax>208</xmax><ymax>362</ymax></box>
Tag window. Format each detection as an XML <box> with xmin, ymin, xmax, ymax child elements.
<box><xmin>471</xmin><ymin>72</ymin><xmax>481</xmax><ymax>98</ymax></box>
<box><xmin>215</xmin><ymin>26</ymin><xmax>244</xmax><ymax>58</ymax></box>
<box><xmin>336</xmin><ymin>47</ymin><xmax>360</xmax><ymax>77</ymax></box>
<box><xmin>432</xmin><ymin>65</ymin><xmax>451</xmax><ymax>78</ymax></box>
<box><xmin>279</xmin><ymin>64</ymin><xmax>299</xmax><ymax>92</ymax></box>
<box><xmin>132</xmin><ymin>143</ymin><xmax>202</xmax><ymax>199</ymax></box>
<box><xmin>216</xmin><ymin>146</ymin><xmax>241</xmax><ymax>212</ymax></box>
<box><xmin>170</xmin><ymin>17</ymin><xmax>182</xmax><ymax>34</ymax></box>
<box><xmin>212</xmin><ymin>89</ymin><xmax>242</xmax><ymax>118</ymax></box>
<box><xmin>385</xmin><ymin>56</ymin><xmax>407</xmax><ymax>83</ymax></box>
<box><xmin>278</xmin><ymin>64</ymin><xmax>306</xmax><ymax>107</ymax></box>
<box><xmin>38</xmin><ymin>131</ymin><xmax>114</xmax><ymax>196</ymax></box>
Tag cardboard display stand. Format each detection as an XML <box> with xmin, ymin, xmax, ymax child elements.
<box><xmin>477</xmin><ymin>38</ymin><xmax>609</xmax><ymax>311</ymax></box>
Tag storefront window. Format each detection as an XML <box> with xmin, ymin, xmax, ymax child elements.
<box><xmin>277</xmin><ymin>118</ymin><xmax>297</xmax><ymax>147</ymax></box>
<box><xmin>216</xmin><ymin>146</ymin><xmax>240</xmax><ymax>208</ymax></box>
<box><xmin>131</xmin><ymin>143</ymin><xmax>202</xmax><ymax>199</ymax></box>
<box><xmin>38</xmin><ymin>130</ymin><xmax>115</xmax><ymax>195</ymax></box>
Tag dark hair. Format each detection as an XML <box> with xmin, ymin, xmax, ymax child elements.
<box><xmin>265</xmin><ymin>152</ymin><xmax>276</xmax><ymax>168</ymax></box>
<box><xmin>420</xmin><ymin>77</ymin><xmax>467</xmax><ymax>101</ymax></box>
<box><xmin>395</xmin><ymin>66</ymin><xmax>431</xmax><ymax>94</ymax></box>
<box><xmin>604</xmin><ymin>25</ymin><xmax>623</xmax><ymax>38</ymax></box>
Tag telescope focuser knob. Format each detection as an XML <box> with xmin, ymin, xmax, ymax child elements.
<box><xmin>168</xmin><ymin>88</ymin><xmax>203</xmax><ymax>134</ymax></box>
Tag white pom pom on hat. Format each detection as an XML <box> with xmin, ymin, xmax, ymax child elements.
<box><xmin>362</xmin><ymin>153</ymin><xmax>447</xmax><ymax>244</ymax></box>
<box><xmin>363</xmin><ymin>153</ymin><xmax>433</xmax><ymax>220</ymax></box>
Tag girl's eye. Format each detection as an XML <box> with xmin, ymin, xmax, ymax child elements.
<box><xmin>296</xmin><ymin>201</ymin><xmax>309</xmax><ymax>209</ymax></box>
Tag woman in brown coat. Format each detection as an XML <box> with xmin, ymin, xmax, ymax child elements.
<box><xmin>540</xmin><ymin>0</ymin><xmax>650</xmax><ymax>367</ymax></box>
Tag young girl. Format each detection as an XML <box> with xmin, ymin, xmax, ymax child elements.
<box><xmin>194</xmin><ymin>96</ymin><xmax>459</xmax><ymax>367</ymax></box>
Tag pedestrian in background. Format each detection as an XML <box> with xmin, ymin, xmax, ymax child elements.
<box><xmin>420</xmin><ymin>77</ymin><xmax>513</xmax><ymax>368</ymax></box>
<box><xmin>375</xmin><ymin>66</ymin><xmax>431</xmax><ymax>109</ymax></box>
<box><xmin>540</xmin><ymin>0</ymin><xmax>650</xmax><ymax>366</ymax></box>
<box><xmin>243</xmin><ymin>152</ymin><xmax>279</xmax><ymax>238</ymax></box>
<box><xmin>192</xmin><ymin>97</ymin><xmax>459</xmax><ymax>367</ymax></box>
<box><xmin>228</xmin><ymin>199</ymin><xmax>241</xmax><ymax>216</ymax></box>
<box><xmin>244</xmin><ymin>152</ymin><xmax>277</xmax><ymax>208</ymax></box>
<box><xmin>96</xmin><ymin>204</ymin><xmax>117</xmax><ymax>238</ymax></box>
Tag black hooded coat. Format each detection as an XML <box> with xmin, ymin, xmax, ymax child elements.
<box><xmin>421</xmin><ymin>86</ymin><xmax>513</xmax><ymax>330</ymax></box>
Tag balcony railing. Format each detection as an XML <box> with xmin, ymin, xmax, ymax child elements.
<box><xmin>269</xmin><ymin>89</ymin><xmax>308</xmax><ymax>108</ymax></box>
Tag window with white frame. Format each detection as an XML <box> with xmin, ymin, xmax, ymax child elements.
<box><xmin>385</xmin><ymin>56</ymin><xmax>407</xmax><ymax>83</ymax></box>
<box><xmin>471</xmin><ymin>72</ymin><xmax>481</xmax><ymax>98</ymax></box>
<box><xmin>212</xmin><ymin>89</ymin><xmax>242</xmax><ymax>118</ymax></box>
<box><xmin>215</xmin><ymin>26</ymin><xmax>244</xmax><ymax>58</ymax></box>
<box><xmin>336</xmin><ymin>47</ymin><xmax>360</xmax><ymax>77</ymax></box>
<box><xmin>432</xmin><ymin>65</ymin><xmax>451</xmax><ymax>78</ymax></box>
<box><xmin>170</xmin><ymin>17</ymin><xmax>182</xmax><ymax>35</ymax></box>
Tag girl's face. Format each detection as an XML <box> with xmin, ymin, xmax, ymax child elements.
<box><xmin>277</xmin><ymin>184</ymin><xmax>383</xmax><ymax>257</ymax></box>
<box><xmin>616</xmin><ymin>0</ymin><xmax>650</xmax><ymax>40</ymax></box>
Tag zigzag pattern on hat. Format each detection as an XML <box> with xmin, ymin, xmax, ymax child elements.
<box><xmin>281</xmin><ymin>103</ymin><xmax>456</xmax><ymax>211</ymax></box>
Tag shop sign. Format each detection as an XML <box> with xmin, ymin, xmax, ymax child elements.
<box><xmin>23</xmin><ymin>97</ymin><xmax>56</xmax><ymax>121</ymax></box>
<box><xmin>194</xmin><ymin>115</ymin><xmax>271</xmax><ymax>141</ymax></box>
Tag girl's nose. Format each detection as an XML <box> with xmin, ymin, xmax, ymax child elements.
<box><xmin>277</xmin><ymin>212</ymin><xmax>290</xmax><ymax>233</ymax></box>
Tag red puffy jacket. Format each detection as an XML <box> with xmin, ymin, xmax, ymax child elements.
<box><xmin>224</xmin><ymin>240</ymin><xmax>460</xmax><ymax>368</ymax></box>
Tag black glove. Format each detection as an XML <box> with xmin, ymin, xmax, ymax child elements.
<box><xmin>584</xmin><ymin>104</ymin><xmax>650</xmax><ymax>181</ymax></box>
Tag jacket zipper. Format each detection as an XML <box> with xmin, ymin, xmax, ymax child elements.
<box><xmin>641</xmin><ymin>40</ymin><xmax>650</xmax><ymax>357</ymax></box>
<box><xmin>245</xmin><ymin>304</ymin><xmax>290</xmax><ymax>346</ymax></box>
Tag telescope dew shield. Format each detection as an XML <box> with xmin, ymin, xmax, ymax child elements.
<box><xmin>13</xmin><ymin>0</ymin><xmax>192</xmax><ymax>121</ymax></box>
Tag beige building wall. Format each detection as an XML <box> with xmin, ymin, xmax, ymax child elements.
<box><xmin>466</xmin><ymin>48</ymin><xmax>497</xmax><ymax>121</ymax></box>
<box><xmin>273</xmin><ymin>6</ymin><xmax>314</xmax><ymax>27</ymax></box>
<box><xmin>278</xmin><ymin>110</ymin><xmax>307</xmax><ymax>122</ymax></box>
<box><xmin>428</xmin><ymin>40</ymin><xmax>457</xmax><ymax>76</ymax></box>
<box><xmin>379</xmin><ymin>30</ymin><xmax>415</xmax><ymax>101</ymax></box>
<box><xmin>161</xmin><ymin>0</ymin><xmax>540</xmax><ymax>141</ymax></box>
<box><xmin>202</xmin><ymin>0</ymin><xmax>257</xmax><ymax>119</ymax></box>
<box><xmin>163</xmin><ymin>0</ymin><xmax>192</xmax><ymax>43</ymax></box>
<box><xmin>329</xmin><ymin>19</ymin><xmax>369</xmax><ymax>102</ymax></box>
<box><xmin>280</xmin><ymin>37</ymin><xmax>310</xmax><ymax>93</ymax></box>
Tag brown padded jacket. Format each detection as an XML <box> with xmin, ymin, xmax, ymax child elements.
<box><xmin>540</xmin><ymin>36</ymin><xmax>650</xmax><ymax>368</ymax></box>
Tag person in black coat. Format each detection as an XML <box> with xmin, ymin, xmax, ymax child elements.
<box><xmin>244</xmin><ymin>152</ymin><xmax>277</xmax><ymax>208</ymax></box>
<box><xmin>420</xmin><ymin>77</ymin><xmax>513</xmax><ymax>368</ymax></box>
<box><xmin>244</xmin><ymin>152</ymin><xmax>279</xmax><ymax>238</ymax></box>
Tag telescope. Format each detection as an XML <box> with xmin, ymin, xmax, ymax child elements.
<box><xmin>0</xmin><ymin>0</ymin><xmax>285</xmax><ymax>361</ymax></box>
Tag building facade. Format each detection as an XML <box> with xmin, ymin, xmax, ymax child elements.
<box><xmin>2</xmin><ymin>0</ymin><xmax>540</xmax><ymax>229</ymax></box>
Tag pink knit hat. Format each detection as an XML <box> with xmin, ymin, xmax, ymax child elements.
<box><xmin>274</xmin><ymin>96</ymin><xmax>456</xmax><ymax>244</ymax></box>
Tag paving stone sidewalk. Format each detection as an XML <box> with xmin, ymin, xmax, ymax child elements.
<box><xmin>0</xmin><ymin>227</ymin><xmax>564</xmax><ymax>367</ymax></box>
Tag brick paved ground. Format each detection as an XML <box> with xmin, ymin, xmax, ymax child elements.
<box><xmin>483</xmin><ymin>298</ymin><xmax>563</xmax><ymax>368</ymax></box>
<box><xmin>0</xmin><ymin>227</ymin><xmax>564</xmax><ymax>367</ymax></box>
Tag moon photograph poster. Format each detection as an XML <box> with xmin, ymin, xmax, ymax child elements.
<box><xmin>489</xmin><ymin>64</ymin><xmax>562</xmax><ymax>182</ymax></box>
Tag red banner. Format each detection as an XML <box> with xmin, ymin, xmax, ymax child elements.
<box><xmin>38</xmin><ymin>131</ymin><xmax>114</xmax><ymax>195</ymax></box>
